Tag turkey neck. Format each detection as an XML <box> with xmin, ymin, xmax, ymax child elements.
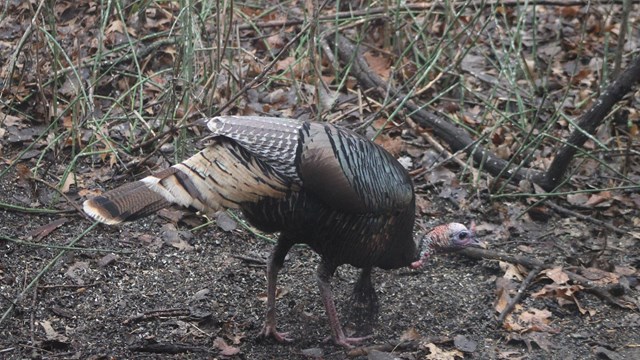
<box><xmin>242</xmin><ymin>191</ymin><xmax>417</xmax><ymax>270</ymax></box>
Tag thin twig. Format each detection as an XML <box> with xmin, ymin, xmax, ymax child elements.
<box><xmin>498</xmin><ymin>265</ymin><xmax>543</xmax><ymax>323</ymax></box>
<box><xmin>0</xmin><ymin>234</ymin><xmax>131</xmax><ymax>253</ymax></box>
<box><xmin>123</xmin><ymin>308</ymin><xmax>192</xmax><ymax>325</ymax></box>
<box><xmin>405</xmin><ymin>117</ymin><xmax>480</xmax><ymax>182</ymax></box>
<box><xmin>545</xmin><ymin>201</ymin><xmax>627</xmax><ymax>235</ymax></box>
<box><xmin>459</xmin><ymin>247</ymin><xmax>634</xmax><ymax>310</ymax></box>
<box><xmin>39</xmin><ymin>282</ymin><xmax>102</xmax><ymax>290</ymax></box>
<box><xmin>127</xmin><ymin>19</ymin><xmax>315</xmax><ymax>154</ymax></box>
<box><xmin>232</xmin><ymin>254</ymin><xmax>267</xmax><ymax>265</ymax></box>
<box><xmin>347</xmin><ymin>336</ymin><xmax>450</xmax><ymax>357</ymax></box>
<box><xmin>0</xmin><ymin>201</ymin><xmax>71</xmax><ymax>214</ymax></box>
<box><xmin>32</xmin><ymin>178</ymin><xmax>87</xmax><ymax>219</ymax></box>
<box><xmin>237</xmin><ymin>1</ymin><xmax>633</xmax><ymax>30</ymax></box>
<box><xmin>4</xmin><ymin>0</ymin><xmax>46</xmax><ymax>88</ymax></box>
<box><xmin>459</xmin><ymin>247</ymin><xmax>544</xmax><ymax>269</ymax></box>
<box><xmin>564</xmin><ymin>270</ymin><xmax>636</xmax><ymax>309</ymax></box>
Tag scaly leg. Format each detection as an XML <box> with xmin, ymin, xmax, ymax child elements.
<box><xmin>258</xmin><ymin>240</ymin><xmax>294</xmax><ymax>343</ymax></box>
<box><xmin>348</xmin><ymin>267</ymin><xmax>379</xmax><ymax>335</ymax></box>
<box><xmin>317</xmin><ymin>261</ymin><xmax>371</xmax><ymax>348</ymax></box>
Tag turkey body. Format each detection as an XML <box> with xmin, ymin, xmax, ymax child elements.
<box><xmin>83</xmin><ymin>116</ymin><xmax>470</xmax><ymax>347</ymax></box>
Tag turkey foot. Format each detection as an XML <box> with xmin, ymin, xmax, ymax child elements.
<box><xmin>258</xmin><ymin>324</ymin><xmax>293</xmax><ymax>343</ymax></box>
<box><xmin>317</xmin><ymin>261</ymin><xmax>373</xmax><ymax>348</ymax></box>
<box><xmin>259</xmin><ymin>240</ymin><xmax>294</xmax><ymax>343</ymax></box>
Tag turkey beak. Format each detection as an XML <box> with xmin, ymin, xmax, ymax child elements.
<box><xmin>465</xmin><ymin>233</ymin><xmax>482</xmax><ymax>247</ymax></box>
<box><xmin>410</xmin><ymin>257</ymin><xmax>426</xmax><ymax>270</ymax></box>
<box><xmin>410</xmin><ymin>236</ymin><xmax>433</xmax><ymax>270</ymax></box>
<box><xmin>194</xmin><ymin>117</ymin><xmax>210</xmax><ymax>128</ymax></box>
<box><xmin>466</xmin><ymin>221</ymin><xmax>482</xmax><ymax>247</ymax></box>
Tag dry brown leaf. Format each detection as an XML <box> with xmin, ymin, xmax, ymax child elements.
<box><xmin>584</xmin><ymin>191</ymin><xmax>612</xmax><ymax>208</ymax></box>
<box><xmin>216</xmin><ymin>211</ymin><xmax>237</xmax><ymax>232</ymax></box>
<box><xmin>400</xmin><ymin>327</ymin><xmax>421</xmax><ymax>342</ymax></box>
<box><xmin>497</xmin><ymin>350</ymin><xmax>527</xmax><ymax>359</ymax></box>
<box><xmin>507</xmin><ymin>332</ymin><xmax>554</xmax><ymax>352</ymax></box>
<box><xmin>27</xmin><ymin>218</ymin><xmax>69</xmax><ymax>242</ymax></box>
<box><xmin>415</xmin><ymin>196</ymin><xmax>433</xmax><ymax>214</ymax></box>
<box><xmin>518</xmin><ymin>308</ymin><xmax>556</xmax><ymax>332</ymax></box>
<box><xmin>266</xmin><ymin>33</ymin><xmax>284</xmax><ymax>49</ymax></box>
<box><xmin>500</xmin><ymin>261</ymin><xmax>525</xmax><ymax>281</ymax></box>
<box><xmin>106</xmin><ymin>19</ymin><xmax>125</xmax><ymax>34</ymax></box>
<box><xmin>504</xmin><ymin>307</ymin><xmax>559</xmax><ymax>334</ymax></box>
<box><xmin>162</xmin><ymin>223</ymin><xmax>194</xmax><ymax>251</ymax></box>
<box><xmin>494</xmin><ymin>277</ymin><xmax>517</xmax><ymax>313</ymax></box>
<box><xmin>0</xmin><ymin>112</ymin><xmax>24</xmax><ymax>127</ymax></box>
<box><xmin>516</xmin><ymin>245</ymin><xmax>534</xmax><ymax>253</ymax></box>
<box><xmin>275</xmin><ymin>56</ymin><xmax>296</xmax><ymax>73</ymax></box>
<box><xmin>374</xmin><ymin>134</ymin><xmax>404</xmax><ymax>156</ymax></box>
<box><xmin>580</xmin><ymin>267</ymin><xmax>619</xmax><ymax>285</ymax></box>
<box><xmin>213</xmin><ymin>337</ymin><xmax>241</xmax><ymax>356</ymax></box>
<box><xmin>78</xmin><ymin>188</ymin><xmax>102</xmax><ymax>198</ymax></box>
<box><xmin>40</xmin><ymin>320</ymin><xmax>69</xmax><ymax>342</ymax></box>
<box><xmin>532</xmin><ymin>284</ymin><xmax>588</xmax><ymax>314</ymax></box>
<box><xmin>566</xmin><ymin>193</ymin><xmax>589</xmax><ymax>206</ymax></box>
<box><xmin>543</xmin><ymin>266</ymin><xmax>569</xmax><ymax>284</ymax></box>
<box><xmin>423</xmin><ymin>343</ymin><xmax>463</xmax><ymax>360</ymax></box>
<box><xmin>363</xmin><ymin>51</ymin><xmax>391</xmax><ymax>81</ymax></box>
<box><xmin>453</xmin><ymin>334</ymin><xmax>477</xmax><ymax>353</ymax></box>
<box><xmin>60</xmin><ymin>172</ymin><xmax>75</xmax><ymax>193</ymax></box>
<box><xmin>614</xmin><ymin>265</ymin><xmax>636</xmax><ymax>276</ymax></box>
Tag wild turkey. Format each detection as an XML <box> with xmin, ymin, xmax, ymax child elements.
<box><xmin>83</xmin><ymin>115</ymin><xmax>479</xmax><ymax>347</ymax></box>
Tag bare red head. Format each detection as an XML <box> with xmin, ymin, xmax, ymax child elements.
<box><xmin>410</xmin><ymin>222</ymin><xmax>480</xmax><ymax>269</ymax></box>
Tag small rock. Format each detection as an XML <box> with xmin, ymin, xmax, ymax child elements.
<box><xmin>192</xmin><ymin>288</ymin><xmax>210</xmax><ymax>302</ymax></box>
<box><xmin>368</xmin><ymin>349</ymin><xmax>398</xmax><ymax>360</ymax></box>
<box><xmin>300</xmin><ymin>347</ymin><xmax>323</xmax><ymax>358</ymax></box>
<box><xmin>97</xmin><ymin>253</ymin><xmax>118</xmax><ymax>267</ymax></box>
<box><xmin>454</xmin><ymin>334</ymin><xmax>477</xmax><ymax>353</ymax></box>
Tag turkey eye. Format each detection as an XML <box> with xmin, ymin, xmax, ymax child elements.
<box><xmin>459</xmin><ymin>232</ymin><xmax>467</xmax><ymax>239</ymax></box>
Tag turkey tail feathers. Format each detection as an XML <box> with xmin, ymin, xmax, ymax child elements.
<box><xmin>83</xmin><ymin>138</ymin><xmax>291</xmax><ymax>225</ymax></box>
<box><xmin>82</xmin><ymin>180</ymin><xmax>171</xmax><ymax>224</ymax></box>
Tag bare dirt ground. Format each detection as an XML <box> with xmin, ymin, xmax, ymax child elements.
<box><xmin>1</xmin><ymin>161</ymin><xmax>639</xmax><ymax>359</ymax></box>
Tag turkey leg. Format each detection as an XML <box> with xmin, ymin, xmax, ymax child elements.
<box><xmin>317</xmin><ymin>260</ymin><xmax>371</xmax><ymax>348</ymax></box>
<box><xmin>258</xmin><ymin>240</ymin><xmax>294</xmax><ymax>343</ymax></box>
<box><xmin>349</xmin><ymin>267</ymin><xmax>379</xmax><ymax>335</ymax></box>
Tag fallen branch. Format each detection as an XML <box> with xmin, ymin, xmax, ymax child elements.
<box><xmin>238</xmin><ymin>1</ymin><xmax>635</xmax><ymax>30</ymax></box>
<box><xmin>232</xmin><ymin>254</ymin><xmax>267</xmax><ymax>265</ymax></box>
<box><xmin>327</xmin><ymin>33</ymin><xmax>640</xmax><ymax>191</ymax></box>
<box><xmin>564</xmin><ymin>270</ymin><xmax>637</xmax><ymax>309</ymax></box>
<box><xmin>347</xmin><ymin>336</ymin><xmax>450</xmax><ymax>357</ymax></box>
<box><xmin>459</xmin><ymin>247</ymin><xmax>544</xmax><ymax>269</ymax></box>
<box><xmin>405</xmin><ymin>117</ymin><xmax>480</xmax><ymax>182</ymax></box>
<box><xmin>123</xmin><ymin>308</ymin><xmax>193</xmax><ymax>325</ymax></box>
<box><xmin>458</xmin><ymin>247</ymin><xmax>636</xmax><ymax>318</ymax></box>
<box><xmin>535</xmin><ymin>53</ymin><xmax>640</xmax><ymax>190</ymax></box>
<box><xmin>545</xmin><ymin>201</ymin><xmax>627</xmax><ymax>236</ymax></box>
<box><xmin>328</xmin><ymin>33</ymin><xmax>542</xmax><ymax>185</ymax></box>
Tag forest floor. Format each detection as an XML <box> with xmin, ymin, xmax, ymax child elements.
<box><xmin>1</xmin><ymin>161</ymin><xmax>639</xmax><ymax>359</ymax></box>
<box><xmin>2</xmin><ymin>0</ymin><xmax>640</xmax><ymax>359</ymax></box>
